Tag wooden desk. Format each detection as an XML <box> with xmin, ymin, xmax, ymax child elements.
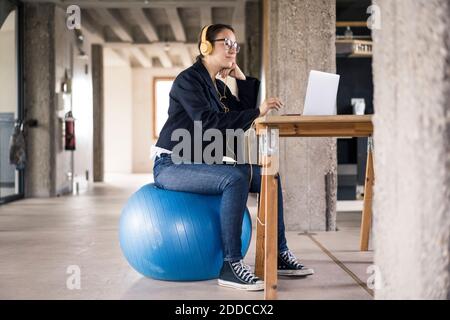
<box><xmin>254</xmin><ymin>115</ymin><xmax>374</xmax><ymax>300</ymax></box>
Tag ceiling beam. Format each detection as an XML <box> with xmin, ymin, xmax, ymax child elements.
<box><xmin>128</xmin><ymin>9</ymin><xmax>159</xmax><ymax>42</ymax></box>
<box><xmin>80</xmin><ymin>19</ymin><xmax>104</xmax><ymax>44</ymax></box>
<box><xmin>79</xmin><ymin>11</ymin><xmax>105</xmax><ymax>43</ymax></box>
<box><xmin>187</xmin><ymin>44</ymin><xmax>199</xmax><ymax>61</ymax></box>
<box><xmin>172</xmin><ymin>43</ymin><xmax>193</xmax><ymax>68</ymax></box>
<box><xmin>129</xmin><ymin>47</ymin><xmax>152</xmax><ymax>67</ymax></box>
<box><xmin>156</xmin><ymin>49</ymin><xmax>173</xmax><ymax>68</ymax></box>
<box><xmin>232</xmin><ymin>0</ymin><xmax>246</xmax><ymax>43</ymax></box>
<box><xmin>81</xmin><ymin>27</ymin><xmax>103</xmax><ymax>44</ymax></box>
<box><xmin>95</xmin><ymin>8</ymin><xmax>132</xmax><ymax>42</ymax></box>
<box><xmin>200</xmin><ymin>7</ymin><xmax>212</xmax><ymax>28</ymax></box>
<box><xmin>111</xmin><ymin>48</ymin><xmax>129</xmax><ymax>63</ymax></box>
<box><xmin>104</xmin><ymin>42</ymin><xmax>194</xmax><ymax>49</ymax></box>
<box><xmin>104</xmin><ymin>42</ymin><xmax>198</xmax><ymax>68</ymax></box>
<box><xmin>22</xmin><ymin>0</ymin><xmax>239</xmax><ymax>8</ymax></box>
<box><xmin>144</xmin><ymin>45</ymin><xmax>173</xmax><ymax>68</ymax></box>
<box><xmin>165</xmin><ymin>8</ymin><xmax>186</xmax><ymax>42</ymax></box>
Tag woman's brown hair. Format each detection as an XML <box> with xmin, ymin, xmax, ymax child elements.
<box><xmin>196</xmin><ymin>24</ymin><xmax>235</xmax><ymax>62</ymax></box>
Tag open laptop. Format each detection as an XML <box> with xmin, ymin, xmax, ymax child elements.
<box><xmin>302</xmin><ymin>70</ymin><xmax>340</xmax><ymax>115</ymax></box>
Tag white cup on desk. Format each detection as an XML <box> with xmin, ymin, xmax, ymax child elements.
<box><xmin>352</xmin><ymin>99</ymin><xmax>366</xmax><ymax>115</ymax></box>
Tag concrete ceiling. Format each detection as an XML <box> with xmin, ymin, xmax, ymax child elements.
<box><xmin>23</xmin><ymin>0</ymin><xmax>252</xmax><ymax>68</ymax></box>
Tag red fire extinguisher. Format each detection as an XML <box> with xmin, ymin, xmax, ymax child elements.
<box><xmin>65</xmin><ymin>111</ymin><xmax>76</xmax><ymax>151</ymax></box>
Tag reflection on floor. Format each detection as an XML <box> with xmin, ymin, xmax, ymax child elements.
<box><xmin>0</xmin><ymin>173</ymin><xmax>373</xmax><ymax>299</ymax></box>
<box><xmin>0</xmin><ymin>186</ymin><xmax>16</xmax><ymax>198</ymax></box>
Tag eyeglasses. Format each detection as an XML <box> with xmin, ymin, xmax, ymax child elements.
<box><xmin>211</xmin><ymin>38</ymin><xmax>240</xmax><ymax>53</ymax></box>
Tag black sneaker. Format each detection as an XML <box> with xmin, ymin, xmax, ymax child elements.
<box><xmin>278</xmin><ymin>250</ymin><xmax>314</xmax><ymax>276</ymax></box>
<box><xmin>218</xmin><ymin>260</ymin><xmax>264</xmax><ymax>291</ymax></box>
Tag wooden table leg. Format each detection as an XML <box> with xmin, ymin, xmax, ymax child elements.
<box><xmin>263</xmin><ymin>170</ymin><xmax>278</xmax><ymax>300</ymax></box>
<box><xmin>255</xmin><ymin>126</ymin><xmax>279</xmax><ymax>300</ymax></box>
<box><xmin>255</xmin><ymin>177</ymin><xmax>266</xmax><ymax>278</ymax></box>
<box><xmin>360</xmin><ymin>137</ymin><xmax>374</xmax><ymax>251</ymax></box>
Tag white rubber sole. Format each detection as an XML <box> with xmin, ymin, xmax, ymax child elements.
<box><xmin>278</xmin><ymin>267</ymin><xmax>314</xmax><ymax>276</ymax></box>
<box><xmin>218</xmin><ymin>279</ymin><xmax>265</xmax><ymax>291</ymax></box>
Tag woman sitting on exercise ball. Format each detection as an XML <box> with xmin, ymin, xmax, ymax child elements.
<box><xmin>152</xmin><ymin>24</ymin><xmax>314</xmax><ymax>291</ymax></box>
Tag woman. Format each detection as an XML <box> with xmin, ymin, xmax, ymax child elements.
<box><xmin>152</xmin><ymin>24</ymin><xmax>314</xmax><ymax>291</ymax></box>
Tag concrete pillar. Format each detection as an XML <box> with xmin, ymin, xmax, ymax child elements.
<box><xmin>266</xmin><ymin>0</ymin><xmax>337</xmax><ymax>231</ymax></box>
<box><xmin>372</xmin><ymin>0</ymin><xmax>450</xmax><ymax>299</ymax></box>
<box><xmin>244</xmin><ymin>0</ymin><xmax>262</xmax><ymax>78</ymax></box>
<box><xmin>92</xmin><ymin>44</ymin><xmax>104</xmax><ymax>182</ymax></box>
<box><xmin>23</xmin><ymin>3</ymin><xmax>56</xmax><ymax>197</ymax></box>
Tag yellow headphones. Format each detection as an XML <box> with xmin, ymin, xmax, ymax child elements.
<box><xmin>199</xmin><ymin>24</ymin><xmax>213</xmax><ymax>56</ymax></box>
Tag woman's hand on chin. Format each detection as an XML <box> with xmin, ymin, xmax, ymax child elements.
<box><xmin>218</xmin><ymin>62</ymin><xmax>246</xmax><ymax>80</ymax></box>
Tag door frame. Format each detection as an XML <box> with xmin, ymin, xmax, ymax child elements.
<box><xmin>0</xmin><ymin>0</ymin><xmax>24</xmax><ymax>205</ymax></box>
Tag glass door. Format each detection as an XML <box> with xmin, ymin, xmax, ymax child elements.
<box><xmin>0</xmin><ymin>1</ymin><xmax>23</xmax><ymax>204</ymax></box>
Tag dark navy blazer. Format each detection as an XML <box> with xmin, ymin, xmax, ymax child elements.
<box><xmin>156</xmin><ymin>59</ymin><xmax>261</xmax><ymax>162</ymax></box>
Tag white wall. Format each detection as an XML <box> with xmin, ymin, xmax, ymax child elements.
<box><xmin>71</xmin><ymin>38</ymin><xmax>94</xmax><ymax>188</ymax></box>
<box><xmin>0</xmin><ymin>10</ymin><xmax>17</xmax><ymax>114</ymax></box>
<box><xmin>104</xmin><ymin>49</ymin><xmax>133</xmax><ymax>173</ymax></box>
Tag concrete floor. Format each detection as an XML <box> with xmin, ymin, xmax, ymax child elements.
<box><xmin>0</xmin><ymin>174</ymin><xmax>374</xmax><ymax>300</ymax></box>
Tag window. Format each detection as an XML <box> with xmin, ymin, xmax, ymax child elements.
<box><xmin>152</xmin><ymin>77</ymin><xmax>174</xmax><ymax>139</ymax></box>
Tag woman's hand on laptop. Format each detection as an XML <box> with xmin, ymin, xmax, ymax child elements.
<box><xmin>259</xmin><ymin>97</ymin><xmax>284</xmax><ymax>116</ymax></box>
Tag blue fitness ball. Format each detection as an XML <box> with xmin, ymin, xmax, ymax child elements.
<box><xmin>119</xmin><ymin>183</ymin><xmax>252</xmax><ymax>281</ymax></box>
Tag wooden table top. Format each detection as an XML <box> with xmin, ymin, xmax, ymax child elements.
<box><xmin>254</xmin><ymin>114</ymin><xmax>373</xmax><ymax>137</ymax></box>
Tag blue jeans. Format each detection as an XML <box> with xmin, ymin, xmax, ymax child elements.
<box><xmin>153</xmin><ymin>154</ymin><xmax>289</xmax><ymax>262</ymax></box>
